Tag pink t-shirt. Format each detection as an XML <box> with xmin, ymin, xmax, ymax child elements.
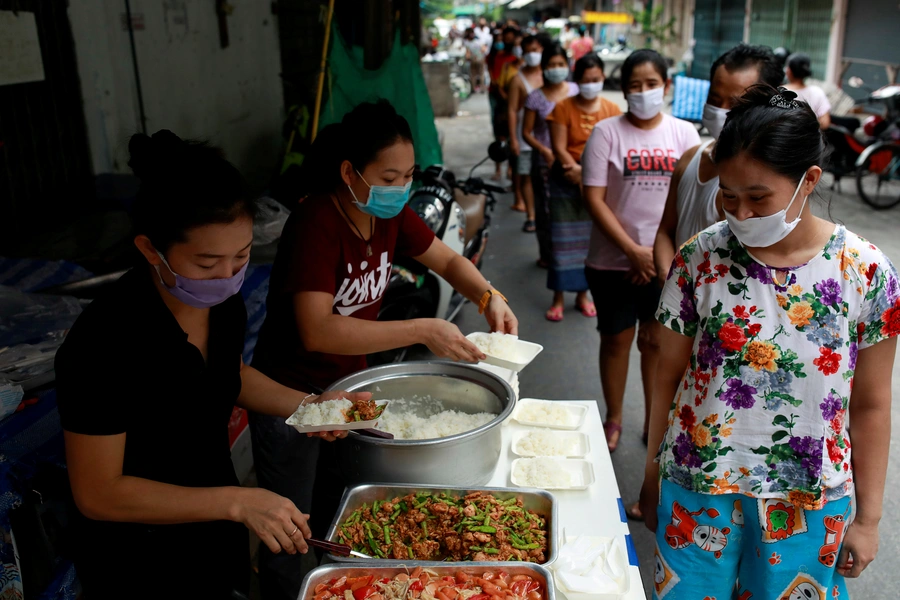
<box><xmin>582</xmin><ymin>114</ymin><xmax>701</xmax><ymax>271</ymax></box>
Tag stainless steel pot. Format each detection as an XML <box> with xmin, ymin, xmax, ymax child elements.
<box><xmin>326</xmin><ymin>361</ymin><xmax>515</xmax><ymax>486</ymax></box>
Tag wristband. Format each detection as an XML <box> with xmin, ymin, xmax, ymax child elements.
<box><xmin>478</xmin><ymin>289</ymin><xmax>508</xmax><ymax>315</ymax></box>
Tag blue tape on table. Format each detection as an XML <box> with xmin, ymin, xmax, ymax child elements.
<box><xmin>617</xmin><ymin>497</ymin><xmax>627</xmax><ymax>523</ymax></box>
<box><xmin>625</xmin><ymin>534</ymin><xmax>639</xmax><ymax>567</ymax></box>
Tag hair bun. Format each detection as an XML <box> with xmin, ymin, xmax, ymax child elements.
<box><xmin>128</xmin><ymin>129</ymin><xmax>185</xmax><ymax>180</ymax></box>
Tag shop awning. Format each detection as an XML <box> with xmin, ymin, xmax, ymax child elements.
<box><xmin>506</xmin><ymin>0</ymin><xmax>537</xmax><ymax>9</ymax></box>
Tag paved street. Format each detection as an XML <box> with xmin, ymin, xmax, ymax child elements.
<box><xmin>437</xmin><ymin>93</ymin><xmax>900</xmax><ymax>599</ymax></box>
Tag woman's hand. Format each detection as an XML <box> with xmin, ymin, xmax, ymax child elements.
<box><xmin>510</xmin><ymin>138</ymin><xmax>520</xmax><ymax>157</ymax></box>
<box><xmin>541</xmin><ymin>148</ymin><xmax>555</xmax><ymax>167</ymax></box>
<box><xmin>638</xmin><ymin>471</ymin><xmax>660</xmax><ymax>533</ymax></box>
<box><xmin>837</xmin><ymin>519</ymin><xmax>880</xmax><ymax>578</ymax></box>
<box><xmin>562</xmin><ymin>163</ymin><xmax>582</xmax><ymax>185</ymax></box>
<box><xmin>231</xmin><ymin>487</ymin><xmax>311</xmax><ymax>555</ymax></box>
<box><xmin>626</xmin><ymin>245</ymin><xmax>657</xmax><ymax>285</ymax></box>
<box><xmin>301</xmin><ymin>391</ymin><xmax>373</xmax><ymax>442</ymax></box>
<box><xmin>419</xmin><ymin>319</ymin><xmax>485</xmax><ymax>363</ymax></box>
<box><xmin>485</xmin><ymin>295</ymin><xmax>518</xmax><ymax>336</ymax></box>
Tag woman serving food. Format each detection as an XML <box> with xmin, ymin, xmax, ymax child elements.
<box><xmin>250</xmin><ymin>99</ymin><xmax>519</xmax><ymax>600</ymax></box>
<box><xmin>54</xmin><ymin>131</ymin><xmax>365</xmax><ymax>599</ymax></box>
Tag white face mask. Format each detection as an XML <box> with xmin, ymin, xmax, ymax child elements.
<box><xmin>512</xmin><ymin>46</ymin><xmax>523</xmax><ymax>59</ymax></box>
<box><xmin>626</xmin><ymin>87</ymin><xmax>665</xmax><ymax>120</ymax></box>
<box><xmin>701</xmin><ymin>103</ymin><xmax>729</xmax><ymax>139</ymax></box>
<box><xmin>579</xmin><ymin>81</ymin><xmax>604</xmax><ymax>100</ymax></box>
<box><xmin>725</xmin><ymin>174</ymin><xmax>809</xmax><ymax>248</ymax></box>
<box><xmin>524</xmin><ymin>52</ymin><xmax>542</xmax><ymax>67</ymax></box>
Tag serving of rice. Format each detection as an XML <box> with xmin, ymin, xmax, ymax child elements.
<box><xmin>515</xmin><ymin>430</ymin><xmax>580</xmax><ymax>457</ymax></box>
<box><xmin>374</xmin><ymin>396</ymin><xmax>496</xmax><ymax>440</ymax></box>
<box><xmin>513</xmin><ymin>458</ymin><xmax>576</xmax><ymax>488</ymax></box>
<box><xmin>517</xmin><ymin>402</ymin><xmax>578</xmax><ymax>427</ymax></box>
<box><xmin>287</xmin><ymin>399</ymin><xmax>352</xmax><ymax>426</ymax></box>
<box><xmin>472</xmin><ymin>332</ymin><xmax>521</xmax><ymax>361</ymax></box>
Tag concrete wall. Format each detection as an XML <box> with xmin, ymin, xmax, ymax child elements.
<box><xmin>68</xmin><ymin>0</ymin><xmax>284</xmax><ymax>188</ymax></box>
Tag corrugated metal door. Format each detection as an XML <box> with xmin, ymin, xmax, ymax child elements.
<box><xmin>691</xmin><ymin>0</ymin><xmax>746</xmax><ymax>79</ymax></box>
<box><xmin>749</xmin><ymin>0</ymin><xmax>833</xmax><ymax>81</ymax></box>
<box><xmin>0</xmin><ymin>0</ymin><xmax>93</xmax><ymax>250</ymax></box>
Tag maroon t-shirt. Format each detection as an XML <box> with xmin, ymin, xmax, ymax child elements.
<box><xmin>253</xmin><ymin>195</ymin><xmax>435</xmax><ymax>390</ymax></box>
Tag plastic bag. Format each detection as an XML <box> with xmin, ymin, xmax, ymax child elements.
<box><xmin>253</xmin><ymin>196</ymin><xmax>291</xmax><ymax>246</ymax></box>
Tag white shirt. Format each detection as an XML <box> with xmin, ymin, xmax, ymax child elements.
<box><xmin>794</xmin><ymin>85</ymin><xmax>831</xmax><ymax>118</ymax></box>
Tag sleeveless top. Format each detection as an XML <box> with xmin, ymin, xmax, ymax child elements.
<box><xmin>524</xmin><ymin>82</ymin><xmax>580</xmax><ymax>166</ymax></box>
<box><xmin>675</xmin><ymin>139</ymin><xmax>721</xmax><ymax>247</ymax></box>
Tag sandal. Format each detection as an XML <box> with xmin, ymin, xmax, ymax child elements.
<box><xmin>545</xmin><ymin>306</ymin><xmax>564</xmax><ymax>322</ymax></box>
<box><xmin>522</xmin><ymin>220</ymin><xmax>536</xmax><ymax>233</ymax></box>
<box><xmin>576</xmin><ymin>300</ymin><xmax>596</xmax><ymax>318</ymax></box>
<box><xmin>603</xmin><ymin>421</ymin><xmax>623</xmax><ymax>453</ymax></box>
<box><xmin>625</xmin><ymin>501</ymin><xmax>645</xmax><ymax>522</ymax></box>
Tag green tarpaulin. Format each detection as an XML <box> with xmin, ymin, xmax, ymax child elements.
<box><xmin>319</xmin><ymin>24</ymin><xmax>443</xmax><ymax>169</ymax></box>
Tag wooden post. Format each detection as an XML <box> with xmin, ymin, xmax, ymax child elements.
<box><xmin>311</xmin><ymin>0</ymin><xmax>336</xmax><ymax>142</ymax></box>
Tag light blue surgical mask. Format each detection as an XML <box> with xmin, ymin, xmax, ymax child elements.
<box><xmin>543</xmin><ymin>67</ymin><xmax>569</xmax><ymax>84</ymax></box>
<box><xmin>495</xmin><ymin>42</ymin><xmax>505</xmax><ymax>51</ymax></box>
<box><xmin>349</xmin><ymin>171</ymin><xmax>412</xmax><ymax>219</ymax></box>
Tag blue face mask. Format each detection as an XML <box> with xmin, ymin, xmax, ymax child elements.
<box><xmin>349</xmin><ymin>171</ymin><xmax>411</xmax><ymax>219</ymax></box>
<box><xmin>495</xmin><ymin>42</ymin><xmax>505</xmax><ymax>51</ymax></box>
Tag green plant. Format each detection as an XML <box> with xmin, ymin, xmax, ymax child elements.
<box><xmin>629</xmin><ymin>4</ymin><xmax>677</xmax><ymax>50</ymax></box>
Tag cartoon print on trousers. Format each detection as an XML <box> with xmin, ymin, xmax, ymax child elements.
<box><xmin>664</xmin><ymin>502</ymin><xmax>731</xmax><ymax>559</ymax></box>
<box><xmin>758</xmin><ymin>498</ymin><xmax>809</xmax><ymax>543</ymax></box>
<box><xmin>653</xmin><ymin>547</ymin><xmax>680</xmax><ymax>599</ymax></box>
<box><xmin>778</xmin><ymin>574</ymin><xmax>826</xmax><ymax>600</ymax></box>
<box><xmin>818</xmin><ymin>515</ymin><xmax>847</xmax><ymax>567</ymax></box>
<box><xmin>731</xmin><ymin>500</ymin><xmax>744</xmax><ymax>528</ymax></box>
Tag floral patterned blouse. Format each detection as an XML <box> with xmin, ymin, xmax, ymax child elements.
<box><xmin>656</xmin><ymin>222</ymin><xmax>900</xmax><ymax>509</ymax></box>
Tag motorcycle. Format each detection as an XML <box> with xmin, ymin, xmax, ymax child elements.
<box><xmin>824</xmin><ymin>77</ymin><xmax>900</xmax><ymax>209</ymax></box>
<box><xmin>367</xmin><ymin>142</ymin><xmax>510</xmax><ymax>366</ymax></box>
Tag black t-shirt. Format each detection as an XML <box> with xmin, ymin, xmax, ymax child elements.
<box><xmin>55</xmin><ymin>267</ymin><xmax>249</xmax><ymax>598</ymax></box>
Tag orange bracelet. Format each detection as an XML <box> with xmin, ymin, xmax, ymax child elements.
<box><xmin>478</xmin><ymin>289</ymin><xmax>508</xmax><ymax>314</ymax></box>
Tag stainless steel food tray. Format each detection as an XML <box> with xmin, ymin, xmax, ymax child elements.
<box><xmin>324</xmin><ymin>484</ymin><xmax>559</xmax><ymax>566</ymax></box>
<box><xmin>297</xmin><ymin>562</ymin><xmax>557</xmax><ymax>600</ymax></box>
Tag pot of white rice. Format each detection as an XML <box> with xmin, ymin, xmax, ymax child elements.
<box><xmin>326</xmin><ymin>361</ymin><xmax>515</xmax><ymax>486</ymax></box>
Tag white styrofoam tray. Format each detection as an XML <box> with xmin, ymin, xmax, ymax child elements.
<box><xmin>512</xmin><ymin>430</ymin><xmax>590</xmax><ymax>458</ymax></box>
<box><xmin>510</xmin><ymin>458</ymin><xmax>596</xmax><ymax>491</ymax></box>
<box><xmin>286</xmin><ymin>400</ymin><xmax>389</xmax><ymax>435</ymax></box>
<box><xmin>466</xmin><ymin>332</ymin><xmax>543</xmax><ymax>372</ymax></box>
<box><xmin>513</xmin><ymin>399</ymin><xmax>589</xmax><ymax>430</ymax></box>
<box><xmin>553</xmin><ymin>532</ymin><xmax>631</xmax><ymax>600</ymax></box>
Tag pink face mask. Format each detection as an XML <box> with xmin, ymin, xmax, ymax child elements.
<box><xmin>154</xmin><ymin>251</ymin><xmax>247</xmax><ymax>308</ymax></box>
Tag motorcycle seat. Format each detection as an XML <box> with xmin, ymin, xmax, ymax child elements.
<box><xmin>454</xmin><ymin>188</ymin><xmax>485</xmax><ymax>245</ymax></box>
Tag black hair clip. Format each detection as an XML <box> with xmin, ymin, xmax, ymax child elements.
<box><xmin>769</xmin><ymin>87</ymin><xmax>801</xmax><ymax>110</ymax></box>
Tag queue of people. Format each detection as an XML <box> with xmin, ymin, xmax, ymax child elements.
<box><xmin>512</xmin><ymin>34</ymin><xmax>896</xmax><ymax>598</ymax></box>
<box><xmin>47</xmin><ymin>27</ymin><xmax>896</xmax><ymax>600</ymax></box>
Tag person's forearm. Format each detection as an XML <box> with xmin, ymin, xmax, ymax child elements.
<box><xmin>238</xmin><ymin>364</ymin><xmax>312</xmax><ymax>417</ymax></box>
<box><xmin>654</xmin><ymin>228</ymin><xmax>677</xmax><ymax>282</ymax></box>
<box><xmin>584</xmin><ymin>187</ymin><xmax>640</xmax><ymax>255</ymax></box>
<box><xmin>522</xmin><ymin>132</ymin><xmax>549</xmax><ymax>156</ymax></box>
<box><xmin>645</xmin><ymin>371</ymin><xmax>680</xmax><ymax>474</ymax></box>
<box><xmin>302</xmin><ymin>315</ymin><xmax>421</xmax><ymax>356</ymax></box>
<box><xmin>76</xmin><ymin>475</ymin><xmax>241</xmax><ymax>525</ymax></box>
<box><xmin>850</xmin><ymin>402</ymin><xmax>890</xmax><ymax>525</ymax></box>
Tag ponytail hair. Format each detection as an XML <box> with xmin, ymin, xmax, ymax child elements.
<box><xmin>714</xmin><ymin>85</ymin><xmax>827</xmax><ymax>183</ymax></box>
<box><xmin>129</xmin><ymin>130</ymin><xmax>256</xmax><ymax>252</ymax></box>
<box><xmin>296</xmin><ymin>99</ymin><xmax>414</xmax><ymax>198</ymax></box>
